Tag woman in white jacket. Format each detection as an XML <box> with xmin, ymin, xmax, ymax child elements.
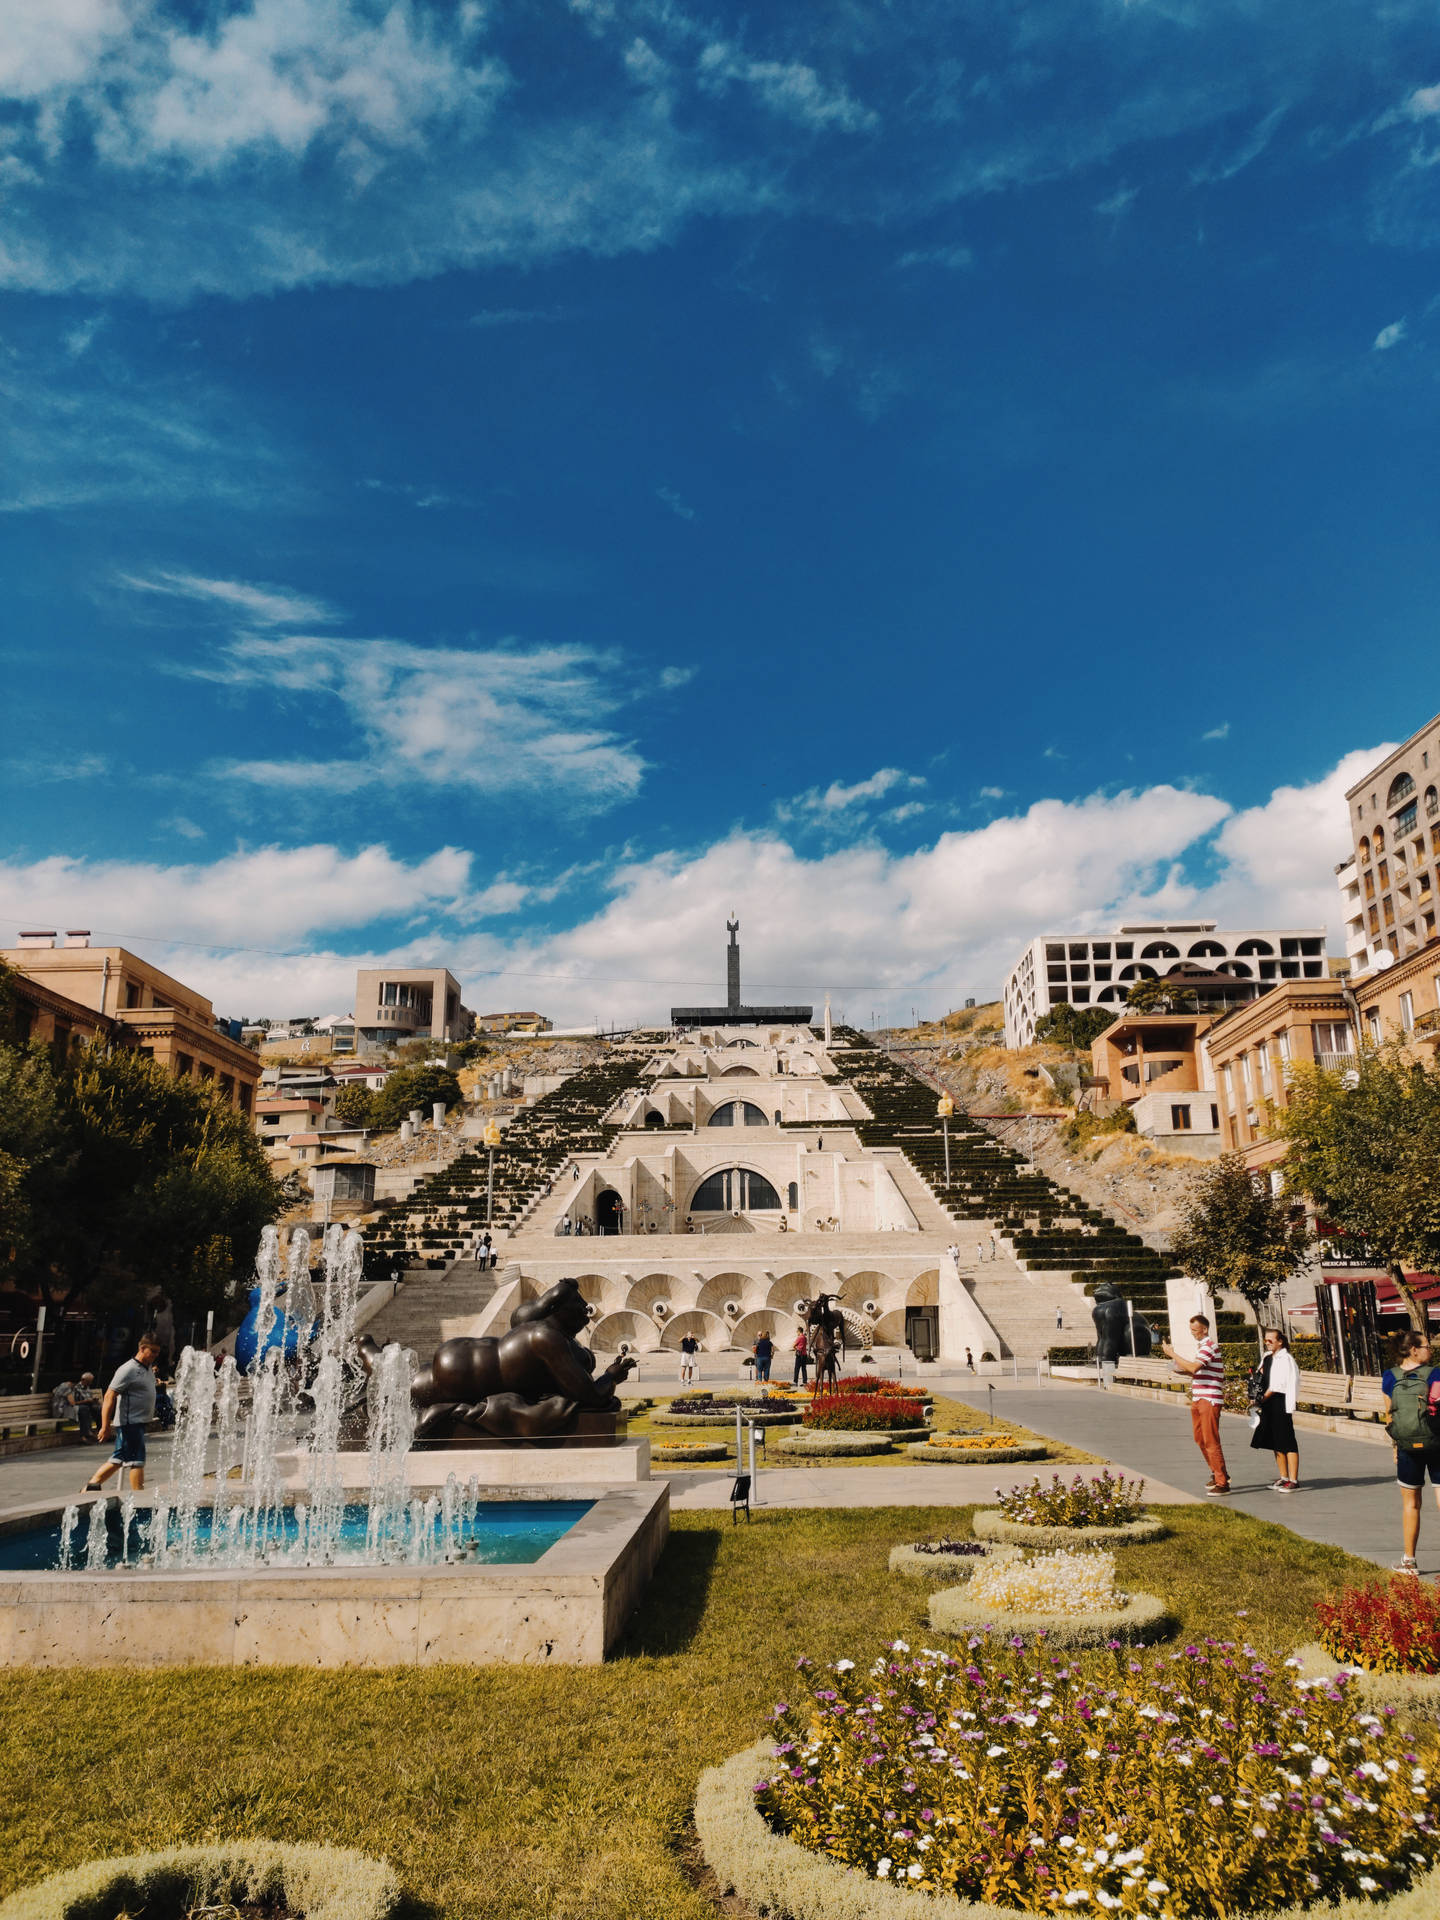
<box><xmin>1251</xmin><ymin>1327</ymin><xmax>1300</xmax><ymax>1491</ymax></box>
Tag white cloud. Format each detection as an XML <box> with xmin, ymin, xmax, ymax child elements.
<box><xmin>466</xmin><ymin>307</ymin><xmax>565</xmax><ymax>328</ymax></box>
<box><xmin>697</xmin><ymin>43</ymin><xmax>877</xmax><ymax>134</ymax></box>
<box><xmin>0</xmin><ymin>752</ymin><xmax>1383</xmax><ymax>1022</ymax></box>
<box><xmin>978</xmin><ymin>786</ymin><xmax>1007</xmax><ymax>800</ymax></box>
<box><xmin>1094</xmin><ymin>186</ymin><xmax>1137</xmax><ymax>217</ymax></box>
<box><xmin>1405</xmin><ymin>83</ymin><xmax>1440</xmax><ymax>118</ymax></box>
<box><xmin>1201</xmin><ymin>721</ymin><xmax>1230</xmax><ymax>741</ymax></box>
<box><xmin>1374</xmin><ymin>318</ymin><xmax>1407</xmax><ymax>350</ymax></box>
<box><xmin>656</xmin><ymin>484</ymin><xmax>696</xmax><ymax>521</ymax></box>
<box><xmin>894</xmin><ymin>243</ymin><xmax>973</xmax><ymax>271</ymax></box>
<box><xmin>200</xmin><ymin>630</ymin><xmax>647</xmax><ymax>810</ymax></box>
<box><xmin>123</xmin><ymin>571</ymin><xmax>339</xmax><ymax>627</ymax></box>
<box><xmin>818</xmin><ymin>768</ymin><xmax>916</xmax><ymax>810</ymax></box>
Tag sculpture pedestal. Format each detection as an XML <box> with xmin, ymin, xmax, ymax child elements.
<box><xmin>414</xmin><ymin>1411</ymin><xmax>627</xmax><ymax>1451</ymax></box>
<box><xmin>279</xmin><ymin>1438</ymin><xmax>651</xmax><ymax>1490</ymax></box>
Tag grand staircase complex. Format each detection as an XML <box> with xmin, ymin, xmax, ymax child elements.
<box><xmin>358</xmin><ymin>1024</ymin><xmax>1196</xmax><ymax>1365</ymax></box>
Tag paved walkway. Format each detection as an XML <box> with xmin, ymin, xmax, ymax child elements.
<box><xmin>665</xmin><ymin>1459</ymin><xmax>1197</xmax><ymax>1512</ymax></box>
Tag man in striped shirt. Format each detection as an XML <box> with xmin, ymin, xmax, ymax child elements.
<box><xmin>1161</xmin><ymin>1314</ymin><xmax>1230</xmax><ymax>1495</ymax></box>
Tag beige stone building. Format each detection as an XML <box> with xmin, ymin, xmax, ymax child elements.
<box><xmin>2</xmin><ymin>932</ymin><xmax>260</xmax><ymax>1112</ymax></box>
<box><xmin>1341</xmin><ymin>711</ymin><xmax>1440</xmax><ymax>978</ymax></box>
<box><xmin>1088</xmin><ymin>1011</ymin><xmax>1223</xmax><ymax>1152</ymax></box>
<box><xmin>353</xmin><ymin>967</ymin><xmax>472</xmax><ymax>1047</ymax></box>
<box><xmin>1201</xmin><ymin>979</ymin><xmax>1356</xmax><ymax>1173</ymax></box>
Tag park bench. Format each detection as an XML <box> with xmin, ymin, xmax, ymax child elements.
<box><xmin>1112</xmin><ymin>1358</ymin><xmax>1184</xmax><ymax>1390</ymax></box>
<box><xmin>0</xmin><ymin>1392</ymin><xmax>82</xmax><ymax>1455</ymax></box>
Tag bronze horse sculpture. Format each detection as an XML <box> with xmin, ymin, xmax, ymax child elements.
<box><xmin>359</xmin><ymin>1276</ymin><xmax>634</xmax><ymax>1442</ymax></box>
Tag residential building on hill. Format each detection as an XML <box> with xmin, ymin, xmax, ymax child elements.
<box><xmin>1002</xmin><ymin>921</ymin><xmax>1329</xmax><ymax>1048</ymax></box>
<box><xmin>353</xmin><ymin>967</ymin><xmax>473</xmax><ymax>1046</ymax></box>
<box><xmin>2</xmin><ymin>931</ymin><xmax>260</xmax><ymax>1111</ymax></box>
<box><xmin>1341</xmin><ymin>712</ymin><xmax>1440</xmax><ymax>979</ymax></box>
<box><xmin>1088</xmin><ymin>1011</ymin><xmax>1223</xmax><ymax>1155</ymax></box>
<box><xmin>476</xmin><ymin>1010</ymin><xmax>554</xmax><ymax>1035</ymax></box>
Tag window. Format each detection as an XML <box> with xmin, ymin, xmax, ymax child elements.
<box><xmin>1359</xmin><ymin>836</ymin><xmax>1371</xmax><ymax>862</ymax></box>
<box><xmin>124</xmin><ymin>982</ymin><xmax>143</xmax><ymax>1008</ymax></box>
<box><xmin>1388</xmin><ymin>771</ymin><xmax>1416</xmax><ymax>808</ymax></box>
<box><xmin>1367</xmin><ymin>1009</ymin><xmax>1382</xmax><ymax>1044</ymax></box>
<box><xmin>1237</xmin><ymin>938</ymin><xmax>1275</xmax><ymax>956</ymax></box>
<box><xmin>1210</xmin><ymin>1104</ymin><xmax>1219</xmax><ymax>1130</ymax></box>
<box><xmin>1170</xmin><ymin>1105</ymin><xmax>1192</xmax><ymax>1130</ymax></box>
<box><xmin>1091</xmin><ymin>942</ymin><xmax>1111</xmax><ymax>959</ymax></box>
<box><xmin>1141</xmin><ymin>941</ymin><xmax>1180</xmax><ymax>959</ymax></box>
<box><xmin>787</xmin><ymin>1181</ymin><xmax>799</xmax><ymax>1211</ymax></box>
<box><xmin>1397</xmin><ymin>803</ymin><xmax>1419</xmax><ymax>837</ymax></box>
<box><xmin>1221</xmin><ymin>1062</ymin><xmax>1233</xmax><ymax>1101</ymax></box>
<box><xmin>1070</xmin><ymin>964</ymin><xmax>1090</xmax><ymax>981</ymax></box>
<box><xmin>176</xmin><ymin>1053</ymin><xmax>194</xmax><ymax>1077</ymax></box>
<box><xmin>708</xmin><ymin>1100</ymin><xmax>768</xmax><ymax>1127</ymax></box>
<box><xmin>1428</xmin><ymin>786</ymin><xmax>1439</xmax><ymax>817</ymax></box>
<box><xmin>1277</xmin><ymin>1030</ymin><xmax>1291</xmax><ymax>1063</ymax></box>
<box><xmin>1068</xmin><ymin>943</ymin><xmax>1089</xmax><ymax>960</ymax></box>
<box><xmin>1240</xmin><ymin>1053</ymin><xmax>1253</xmax><ymax>1094</ymax></box>
<box><xmin>1093</xmin><ymin>964</ymin><xmax>1112</xmax><ymax>981</ymax></box>
<box><xmin>1045</xmin><ymin>944</ymin><xmax>1065</xmax><ymax>961</ymax></box>
<box><xmin>1400</xmin><ymin>991</ymin><xmax>1415</xmax><ymax>1032</ymax></box>
<box><xmin>691</xmin><ymin>1168</ymin><xmax>782</xmax><ymax>1211</ymax></box>
<box><xmin>1115</xmin><ymin>943</ymin><xmax>1134</xmax><ymax>959</ymax></box>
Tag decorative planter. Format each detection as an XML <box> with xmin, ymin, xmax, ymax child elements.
<box><xmin>906</xmin><ymin>1442</ymin><xmax>1047</xmax><ymax>1465</ymax></box>
<box><xmin>697</xmin><ymin>1741</ymin><xmax>1440</xmax><ymax>1920</ymax></box>
<box><xmin>888</xmin><ymin>1541</ymin><xmax>1021</xmax><ymax>1581</ymax></box>
<box><xmin>972</xmin><ymin>1509</ymin><xmax>1167</xmax><ymax>1549</ymax></box>
<box><xmin>775</xmin><ymin>1432</ymin><xmax>895</xmax><ymax>1456</ymax></box>
<box><xmin>801</xmin><ymin>1425</ymin><xmax>930</xmax><ymax>1442</ymax></box>
<box><xmin>1291</xmin><ymin>1642</ymin><xmax>1440</xmax><ymax>1709</ymax></box>
<box><xmin>929</xmin><ymin>1584</ymin><xmax>1173</xmax><ymax>1646</ymax></box>
<box><xmin>650</xmin><ymin>1407</ymin><xmax>802</xmax><ymax>1427</ymax></box>
<box><xmin>651</xmin><ymin>1441</ymin><xmax>729</xmax><ymax>1463</ymax></box>
<box><xmin>0</xmin><ymin>1841</ymin><xmax>401</xmax><ymax>1920</ymax></box>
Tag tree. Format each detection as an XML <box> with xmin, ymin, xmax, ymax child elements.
<box><xmin>333</xmin><ymin>1083</ymin><xmax>378</xmax><ymax>1128</ymax></box>
<box><xmin>1034</xmin><ymin>1005</ymin><xmax>1116</xmax><ymax>1050</ymax></box>
<box><xmin>372</xmin><ymin>1064</ymin><xmax>464</xmax><ymax>1132</ymax></box>
<box><xmin>1168</xmin><ymin>1152</ymin><xmax>1309</xmax><ymax>1341</ymax></box>
<box><xmin>1279</xmin><ymin>1046</ymin><xmax>1440</xmax><ymax>1330</ymax></box>
<box><xmin>1125</xmin><ymin>974</ymin><xmax>1198</xmax><ymax>1014</ymax></box>
<box><xmin>0</xmin><ymin>1037</ymin><xmax>282</xmax><ymax>1325</ymax></box>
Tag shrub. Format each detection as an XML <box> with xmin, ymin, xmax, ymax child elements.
<box><xmin>668</xmin><ymin>1392</ymin><xmax>795</xmax><ymax>1415</ymax></box>
<box><xmin>909</xmin><ymin>1538</ymin><xmax>988</xmax><ymax>1558</ymax></box>
<box><xmin>805</xmin><ymin>1393</ymin><xmax>927</xmax><ymax>1432</ymax></box>
<box><xmin>967</xmin><ymin>1547</ymin><xmax>1120</xmax><ymax>1615</ymax></box>
<box><xmin>1315</xmin><ymin>1577</ymin><xmax>1440</xmax><ymax>1675</ymax></box>
<box><xmin>828</xmin><ymin>1375</ymin><xmax>920</xmax><ymax>1397</ymax></box>
<box><xmin>922</xmin><ymin>1431</ymin><xmax>1019</xmax><ymax>1451</ymax></box>
<box><xmin>754</xmin><ymin>1638</ymin><xmax>1440</xmax><ymax>1912</ymax></box>
<box><xmin>996</xmin><ymin>1468</ymin><xmax>1146</xmax><ymax>1528</ymax></box>
<box><xmin>1048</xmin><ymin>1345</ymin><xmax>1094</xmax><ymax>1366</ymax></box>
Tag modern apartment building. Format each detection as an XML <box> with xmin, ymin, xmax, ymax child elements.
<box><xmin>1002</xmin><ymin>921</ymin><xmax>1329</xmax><ymax>1048</ymax></box>
<box><xmin>353</xmin><ymin>967</ymin><xmax>473</xmax><ymax>1046</ymax></box>
<box><xmin>475</xmin><ymin>1011</ymin><xmax>554</xmax><ymax>1035</ymax></box>
<box><xmin>1088</xmin><ymin>1011</ymin><xmax>1224</xmax><ymax>1154</ymax></box>
<box><xmin>1</xmin><ymin>931</ymin><xmax>261</xmax><ymax>1111</ymax></box>
<box><xmin>1339</xmin><ymin>712</ymin><xmax>1440</xmax><ymax>980</ymax></box>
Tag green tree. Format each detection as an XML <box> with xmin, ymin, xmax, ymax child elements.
<box><xmin>1125</xmin><ymin>974</ymin><xmax>1198</xmax><ymax>1014</ymax></box>
<box><xmin>0</xmin><ymin>1039</ymin><xmax>282</xmax><ymax>1325</ymax></box>
<box><xmin>1168</xmin><ymin>1152</ymin><xmax>1309</xmax><ymax>1341</ymax></box>
<box><xmin>333</xmin><ymin>1083</ymin><xmax>378</xmax><ymax>1128</ymax></box>
<box><xmin>1034</xmin><ymin>1005</ymin><xmax>1117</xmax><ymax>1049</ymax></box>
<box><xmin>372</xmin><ymin>1064</ymin><xmax>464</xmax><ymax>1132</ymax></box>
<box><xmin>1279</xmin><ymin>1046</ymin><xmax>1440</xmax><ymax>1330</ymax></box>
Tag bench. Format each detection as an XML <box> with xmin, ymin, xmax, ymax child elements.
<box><xmin>1113</xmin><ymin>1358</ymin><xmax>1185</xmax><ymax>1390</ymax></box>
<box><xmin>0</xmin><ymin>1392</ymin><xmax>84</xmax><ymax>1456</ymax></box>
<box><xmin>1111</xmin><ymin>1362</ymin><xmax>1389</xmax><ymax>1426</ymax></box>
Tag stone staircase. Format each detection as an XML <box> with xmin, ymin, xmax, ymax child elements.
<box><xmin>362</xmin><ymin>1260</ymin><xmax>500</xmax><ymax>1355</ymax></box>
<box><xmin>967</xmin><ymin>1274</ymin><xmax>1094</xmax><ymax>1364</ymax></box>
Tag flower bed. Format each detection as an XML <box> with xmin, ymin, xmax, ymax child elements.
<box><xmin>650</xmin><ymin>1441</ymin><xmax>729</xmax><ymax>1463</ymax></box>
<box><xmin>736</xmin><ymin>1638</ymin><xmax>1440</xmax><ymax>1915</ymax></box>
<box><xmin>888</xmin><ymin>1540</ymin><xmax>1019</xmax><ymax>1581</ymax></box>
<box><xmin>776</xmin><ymin>1431</ymin><xmax>895</xmax><ymax>1456</ymax></box>
<box><xmin>1314</xmin><ymin>1576</ymin><xmax>1440</xmax><ymax>1676</ymax></box>
<box><xmin>1290</xmin><ymin>1643</ymin><xmax>1440</xmax><ymax>1712</ymax></box>
<box><xmin>0</xmin><ymin>1841</ymin><xmax>401</xmax><ymax>1920</ymax></box>
<box><xmin>829</xmin><ymin>1375</ymin><xmax>913</xmax><ymax>1395</ymax></box>
<box><xmin>930</xmin><ymin>1547</ymin><xmax>1172</xmax><ymax>1648</ymax></box>
<box><xmin>930</xmin><ymin>1583</ymin><xmax>1173</xmax><ymax>1648</ymax></box>
<box><xmin>804</xmin><ymin>1393</ymin><xmax>929</xmax><ymax>1433</ymax></box>
<box><xmin>972</xmin><ymin>1509</ymin><xmax>1167</xmax><ymax>1550</ymax></box>
<box><xmin>907</xmin><ymin>1437</ymin><xmax>1048</xmax><ymax>1466</ymax></box>
<box><xmin>651</xmin><ymin>1394</ymin><xmax>802</xmax><ymax>1427</ymax></box>
<box><xmin>998</xmin><ymin>1468</ymin><xmax>1147</xmax><ymax>1527</ymax></box>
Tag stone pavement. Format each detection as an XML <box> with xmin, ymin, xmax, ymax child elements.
<box><xmin>663</xmin><ymin>1459</ymin><xmax>1197</xmax><ymax>1512</ymax></box>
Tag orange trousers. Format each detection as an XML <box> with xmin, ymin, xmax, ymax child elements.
<box><xmin>1190</xmin><ymin>1399</ymin><xmax>1229</xmax><ymax>1487</ymax></box>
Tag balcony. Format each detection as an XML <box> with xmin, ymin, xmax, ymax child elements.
<box><xmin>1314</xmin><ymin>1050</ymin><xmax>1355</xmax><ymax>1073</ymax></box>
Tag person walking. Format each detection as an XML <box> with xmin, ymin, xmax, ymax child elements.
<box><xmin>678</xmin><ymin>1333</ymin><xmax>699</xmax><ymax>1387</ymax></box>
<box><xmin>1250</xmin><ymin>1328</ymin><xmax>1300</xmax><ymax>1491</ymax></box>
<box><xmin>792</xmin><ymin>1325</ymin><xmax>809</xmax><ymax>1385</ymax></box>
<box><xmin>1383</xmin><ymin>1329</ymin><xmax>1440</xmax><ymax>1574</ymax></box>
<box><xmin>1161</xmin><ymin>1313</ymin><xmax>1230</xmax><ymax>1495</ymax></box>
<box><xmin>1055</xmin><ymin>1306</ymin><xmax>1064</xmax><ymax>1331</ymax></box>
<box><xmin>753</xmin><ymin>1332</ymin><xmax>774</xmax><ymax>1383</ymax></box>
<box><xmin>83</xmin><ymin>1336</ymin><xmax>161</xmax><ymax>1494</ymax></box>
<box><xmin>965</xmin><ymin>1346</ymin><xmax>975</xmax><ymax>1373</ymax></box>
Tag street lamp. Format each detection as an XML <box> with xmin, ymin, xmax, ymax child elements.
<box><xmin>937</xmin><ymin>1092</ymin><xmax>953</xmax><ymax>1186</ymax></box>
<box><xmin>484</xmin><ymin>1116</ymin><xmax>501</xmax><ymax>1225</ymax></box>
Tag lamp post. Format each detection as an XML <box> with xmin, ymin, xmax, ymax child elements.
<box><xmin>484</xmin><ymin>1116</ymin><xmax>501</xmax><ymax>1226</ymax></box>
<box><xmin>937</xmin><ymin>1092</ymin><xmax>953</xmax><ymax>1186</ymax></box>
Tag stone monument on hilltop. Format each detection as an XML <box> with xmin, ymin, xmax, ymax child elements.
<box><xmin>670</xmin><ymin>915</ymin><xmax>813</xmax><ymax>1029</ymax></box>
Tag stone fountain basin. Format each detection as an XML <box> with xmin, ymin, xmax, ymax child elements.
<box><xmin>0</xmin><ymin>1479</ymin><xmax>668</xmax><ymax>1669</ymax></box>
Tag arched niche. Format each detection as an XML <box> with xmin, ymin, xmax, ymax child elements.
<box><xmin>588</xmin><ymin>1310</ymin><xmax>662</xmax><ymax>1354</ymax></box>
<box><xmin>658</xmin><ymin>1308</ymin><xmax>730</xmax><ymax>1352</ymax></box>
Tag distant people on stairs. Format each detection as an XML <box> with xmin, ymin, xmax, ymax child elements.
<box><xmin>1383</xmin><ymin>1329</ymin><xmax>1440</xmax><ymax>1574</ymax></box>
<box><xmin>1162</xmin><ymin>1313</ymin><xmax>1230</xmax><ymax>1495</ymax></box>
<box><xmin>1249</xmin><ymin>1328</ymin><xmax>1300</xmax><ymax>1491</ymax></box>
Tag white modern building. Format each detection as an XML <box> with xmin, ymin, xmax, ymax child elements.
<box><xmin>1002</xmin><ymin>921</ymin><xmax>1330</xmax><ymax>1049</ymax></box>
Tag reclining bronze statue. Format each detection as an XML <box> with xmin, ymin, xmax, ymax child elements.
<box><xmin>359</xmin><ymin>1276</ymin><xmax>635</xmax><ymax>1446</ymax></box>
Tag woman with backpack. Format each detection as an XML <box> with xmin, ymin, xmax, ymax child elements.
<box><xmin>1249</xmin><ymin>1328</ymin><xmax>1300</xmax><ymax>1491</ymax></box>
<box><xmin>1383</xmin><ymin>1329</ymin><xmax>1440</xmax><ymax>1575</ymax></box>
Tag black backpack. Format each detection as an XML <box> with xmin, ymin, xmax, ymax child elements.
<box><xmin>1245</xmin><ymin>1360</ymin><xmax>1266</xmax><ymax>1410</ymax></box>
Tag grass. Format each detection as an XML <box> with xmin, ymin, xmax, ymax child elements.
<box><xmin>0</xmin><ymin>1506</ymin><xmax>1378</xmax><ymax>1920</ymax></box>
<box><xmin>631</xmin><ymin>1390</ymin><xmax>1100</xmax><ymax>1470</ymax></box>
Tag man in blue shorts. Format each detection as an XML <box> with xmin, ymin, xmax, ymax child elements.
<box><xmin>84</xmin><ymin>1335</ymin><xmax>162</xmax><ymax>1495</ymax></box>
<box><xmin>1382</xmin><ymin>1328</ymin><xmax>1440</xmax><ymax>1574</ymax></box>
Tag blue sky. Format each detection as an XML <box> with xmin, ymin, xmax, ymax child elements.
<box><xmin>0</xmin><ymin>0</ymin><xmax>1434</xmax><ymax>1024</ymax></box>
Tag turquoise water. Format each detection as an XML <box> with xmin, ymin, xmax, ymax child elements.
<box><xmin>0</xmin><ymin>1500</ymin><xmax>594</xmax><ymax>1572</ymax></box>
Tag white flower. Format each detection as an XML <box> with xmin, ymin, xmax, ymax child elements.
<box><xmin>1253</xmin><ymin>1825</ymin><xmax>1267</xmax><ymax>1837</ymax></box>
<box><xmin>1147</xmin><ymin>1881</ymin><xmax>1169</xmax><ymax>1894</ymax></box>
<box><xmin>1359</xmin><ymin>1879</ymin><xmax>1379</xmax><ymax>1893</ymax></box>
<box><xmin>907</xmin><ymin>1864</ymin><xmax>922</xmax><ymax>1879</ymax></box>
<box><xmin>1059</xmin><ymin>1836</ymin><xmax>1076</xmax><ymax>1850</ymax></box>
<box><xmin>1311</xmin><ymin>1757</ymin><xmax>1331</xmax><ymax>1777</ymax></box>
<box><xmin>1086</xmin><ymin>1750</ymin><xmax>1101</xmax><ymax>1760</ymax></box>
<box><xmin>1063</xmin><ymin>1893</ymin><xmax>1090</xmax><ymax>1906</ymax></box>
<box><xmin>877</xmin><ymin>1858</ymin><xmax>891</xmax><ymax>1878</ymax></box>
<box><xmin>835</xmin><ymin>1659</ymin><xmax>855</xmax><ymax>1672</ymax></box>
<box><xmin>986</xmin><ymin>1745</ymin><xmax>1007</xmax><ymax>1757</ymax></box>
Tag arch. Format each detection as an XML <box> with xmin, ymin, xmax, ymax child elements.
<box><xmin>567</xmin><ymin>1273</ymin><xmax>608</xmax><ymax>1308</ymax></box>
<box><xmin>643</xmin><ymin>1108</ymin><xmax>666</xmax><ymax>1129</ymax></box>
<box><xmin>588</xmin><ymin>1310</ymin><xmax>662</xmax><ymax>1354</ymax></box>
<box><xmin>732</xmin><ymin>1307</ymin><xmax>787</xmax><ymax>1346</ymax></box>
<box><xmin>690</xmin><ymin>1167</ymin><xmax>783</xmax><ymax>1211</ymax></box>
<box><xmin>1235</xmin><ymin>938</ymin><xmax>1273</xmax><ymax>956</ymax></box>
<box><xmin>1359</xmin><ymin>835</ymin><xmax>1371</xmax><ymax>862</ymax></box>
<box><xmin>1428</xmin><ymin>787</ymin><xmax>1439</xmax><ymax>816</ymax></box>
<box><xmin>1140</xmin><ymin>941</ymin><xmax>1179</xmax><ymax>959</ymax></box>
<box><xmin>1373</xmin><ymin>825</ymin><xmax>1385</xmax><ymax>851</ymax></box>
<box><xmin>1118</xmin><ymin>963</ymin><xmax>1157</xmax><ymax>981</ymax></box>
<box><xmin>707</xmin><ymin>1100</ymin><xmax>769</xmax><ymax>1127</ymax></box>
<box><xmin>1187</xmin><ymin>939</ymin><xmax>1226</xmax><ymax>958</ymax></box>
<box><xmin>1097</xmin><ymin>986</ymin><xmax>1125</xmax><ymax>1002</ymax></box>
<box><xmin>657</xmin><ymin>1308</ymin><xmax>729</xmax><ymax>1352</ymax></box>
<box><xmin>907</xmin><ymin>1269</ymin><xmax>939</xmax><ymax>1307</ymax></box>
<box><xmin>696</xmin><ymin>1272</ymin><xmax>763</xmax><ymax>1317</ymax></box>
<box><xmin>787</xmin><ymin>1180</ymin><xmax>799</xmax><ymax>1211</ymax></box>
<box><xmin>1388</xmin><ymin>771</ymin><xmax>1416</xmax><ymax>808</ymax></box>
<box><xmin>834</xmin><ymin>1268</ymin><xmax>890</xmax><ymax>1307</ymax></box>
<box><xmin>595</xmin><ymin>1189</ymin><xmax>625</xmax><ymax>1234</ymax></box>
<box><xmin>624</xmin><ymin>1273</ymin><xmax>678</xmax><ymax>1314</ymax></box>
<box><xmin>871</xmin><ymin>1308</ymin><xmax>909</xmax><ymax>1348</ymax></box>
<box><xmin>719</xmin><ymin>1064</ymin><xmax>759</xmax><ymax>1077</ymax></box>
<box><xmin>1217</xmin><ymin>960</ymin><xmax>1253</xmax><ymax>978</ymax></box>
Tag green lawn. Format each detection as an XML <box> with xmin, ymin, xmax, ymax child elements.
<box><xmin>0</xmin><ymin>1507</ymin><xmax>1376</xmax><ymax>1920</ymax></box>
<box><xmin>631</xmin><ymin>1390</ymin><xmax>1101</xmax><ymax>1469</ymax></box>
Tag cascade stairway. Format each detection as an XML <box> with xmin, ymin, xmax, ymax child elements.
<box><xmin>363</xmin><ymin>1260</ymin><xmax>500</xmax><ymax>1354</ymax></box>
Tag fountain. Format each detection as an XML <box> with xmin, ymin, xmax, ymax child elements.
<box><xmin>0</xmin><ymin>1227</ymin><xmax>669</xmax><ymax>1668</ymax></box>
